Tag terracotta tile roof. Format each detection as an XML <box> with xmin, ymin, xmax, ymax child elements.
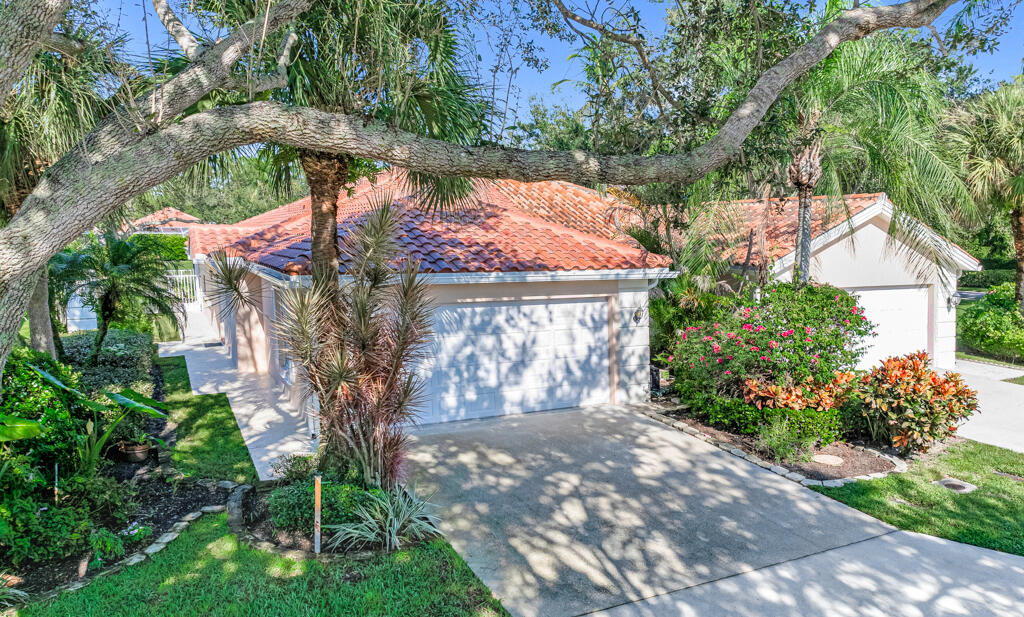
<box><xmin>189</xmin><ymin>224</ymin><xmax>264</xmax><ymax>256</ymax></box>
<box><xmin>718</xmin><ymin>193</ymin><xmax>885</xmax><ymax>265</ymax></box>
<box><xmin>132</xmin><ymin>207</ymin><xmax>202</xmax><ymax>230</ymax></box>
<box><xmin>488</xmin><ymin>179</ymin><xmax>634</xmax><ymax>240</ymax></box>
<box><xmin>224</xmin><ymin>172</ymin><xmax>670</xmax><ymax>275</ymax></box>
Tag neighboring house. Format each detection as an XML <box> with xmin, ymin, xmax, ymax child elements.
<box><xmin>193</xmin><ymin>171</ymin><xmax>674</xmax><ymax>426</ymax></box>
<box><xmin>721</xmin><ymin>193</ymin><xmax>980</xmax><ymax>369</ymax></box>
<box><xmin>129</xmin><ymin>207</ymin><xmax>203</xmax><ymax>236</ymax></box>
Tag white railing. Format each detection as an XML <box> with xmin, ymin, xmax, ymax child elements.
<box><xmin>167</xmin><ymin>269</ymin><xmax>199</xmax><ymax>306</ymax></box>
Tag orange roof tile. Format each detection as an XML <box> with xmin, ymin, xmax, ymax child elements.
<box><xmin>223</xmin><ymin>172</ymin><xmax>670</xmax><ymax>275</ymax></box>
<box><xmin>132</xmin><ymin>207</ymin><xmax>202</xmax><ymax>230</ymax></box>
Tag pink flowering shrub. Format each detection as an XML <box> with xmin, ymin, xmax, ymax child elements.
<box><xmin>664</xmin><ymin>283</ymin><xmax>876</xmax><ymax>438</ymax></box>
<box><xmin>666</xmin><ymin>283</ymin><xmax>875</xmax><ymax>399</ymax></box>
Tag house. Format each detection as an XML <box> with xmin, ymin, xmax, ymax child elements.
<box><xmin>129</xmin><ymin>207</ymin><xmax>203</xmax><ymax>234</ymax></box>
<box><xmin>719</xmin><ymin>192</ymin><xmax>980</xmax><ymax>369</ymax></box>
<box><xmin>192</xmin><ymin>171</ymin><xmax>674</xmax><ymax>425</ymax></box>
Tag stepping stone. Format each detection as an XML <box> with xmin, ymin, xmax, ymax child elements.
<box><xmin>933</xmin><ymin>477</ymin><xmax>978</xmax><ymax>494</ymax></box>
<box><xmin>812</xmin><ymin>454</ymin><xmax>844</xmax><ymax>467</ymax></box>
<box><xmin>201</xmin><ymin>504</ymin><xmax>226</xmax><ymax>513</ymax></box>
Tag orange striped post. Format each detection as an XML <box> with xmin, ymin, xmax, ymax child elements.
<box><xmin>313</xmin><ymin>474</ymin><xmax>322</xmax><ymax>554</ymax></box>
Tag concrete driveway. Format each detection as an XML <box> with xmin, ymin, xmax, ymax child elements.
<box><xmin>955</xmin><ymin>359</ymin><xmax>1024</xmax><ymax>453</ymax></box>
<box><xmin>408</xmin><ymin>405</ymin><xmax>1024</xmax><ymax>617</ymax></box>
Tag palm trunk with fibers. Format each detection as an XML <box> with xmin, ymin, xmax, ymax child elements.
<box><xmin>787</xmin><ymin>136</ymin><xmax>822</xmax><ymax>285</ymax></box>
<box><xmin>27</xmin><ymin>267</ymin><xmax>55</xmax><ymax>357</ymax></box>
<box><xmin>298</xmin><ymin>150</ymin><xmax>351</xmax><ymax>298</ymax></box>
<box><xmin>87</xmin><ymin>296</ymin><xmax>114</xmax><ymax>367</ymax></box>
<box><xmin>1011</xmin><ymin>207</ymin><xmax>1024</xmax><ymax>315</ymax></box>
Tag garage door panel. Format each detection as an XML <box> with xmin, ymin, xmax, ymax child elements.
<box><xmin>849</xmin><ymin>286</ymin><xmax>929</xmax><ymax>369</ymax></box>
<box><xmin>423</xmin><ymin>298</ymin><xmax>611</xmax><ymax>423</ymax></box>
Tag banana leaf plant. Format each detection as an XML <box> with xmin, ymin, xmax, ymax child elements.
<box><xmin>29</xmin><ymin>365</ymin><xmax>166</xmax><ymax>477</ymax></box>
<box><xmin>0</xmin><ymin>414</ymin><xmax>44</xmax><ymax>485</ymax></box>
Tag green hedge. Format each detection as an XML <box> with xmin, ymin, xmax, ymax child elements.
<box><xmin>130</xmin><ymin>234</ymin><xmax>188</xmax><ymax>261</ymax></box>
<box><xmin>958</xmin><ymin>283</ymin><xmax>1024</xmax><ymax>362</ymax></box>
<box><xmin>960</xmin><ymin>269</ymin><xmax>1015</xmax><ymax>289</ymax></box>
<box><xmin>268</xmin><ymin>481</ymin><xmax>384</xmax><ymax>532</ymax></box>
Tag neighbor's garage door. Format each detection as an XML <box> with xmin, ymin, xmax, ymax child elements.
<box><xmin>421</xmin><ymin>298</ymin><xmax>611</xmax><ymax>424</ymax></box>
<box><xmin>848</xmin><ymin>286</ymin><xmax>930</xmax><ymax>369</ymax></box>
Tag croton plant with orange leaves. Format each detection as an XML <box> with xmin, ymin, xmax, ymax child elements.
<box><xmin>857</xmin><ymin>351</ymin><xmax>977</xmax><ymax>454</ymax></box>
<box><xmin>742</xmin><ymin>371</ymin><xmax>858</xmax><ymax>413</ymax></box>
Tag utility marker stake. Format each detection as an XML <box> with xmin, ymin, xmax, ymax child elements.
<box><xmin>314</xmin><ymin>473</ymin><xmax>322</xmax><ymax>554</ymax></box>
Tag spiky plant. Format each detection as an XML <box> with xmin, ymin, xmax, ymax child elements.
<box><xmin>274</xmin><ymin>198</ymin><xmax>432</xmax><ymax>488</ymax></box>
<box><xmin>325</xmin><ymin>485</ymin><xmax>442</xmax><ymax>552</ymax></box>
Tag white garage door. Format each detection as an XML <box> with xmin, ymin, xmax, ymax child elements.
<box><xmin>420</xmin><ymin>298</ymin><xmax>611</xmax><ymax>423</ymax></box>
<box><xmin>848</xmin><ymin>286</ymin><xmax>930</xmax><ymax>369</ymax></box>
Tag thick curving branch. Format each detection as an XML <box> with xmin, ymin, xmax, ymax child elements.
<box><xmin>0</xmin><ymin>0</ymin><xmax>69</xmax><ymax>107</ymax></box>
<box><xmin>151</xmin><ymin>0</ymin><xmax>205</xmax><ymax>59</ymax></box>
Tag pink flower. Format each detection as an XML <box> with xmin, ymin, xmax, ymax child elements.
<box><xmin>756</xmin><ymin>325</ymin><xmax>766</xmax><ymax>332</ymax></box>
<box><xmin>727</xmin><ymin>355</ymin><xmax>734</xmax><ymax>360</ymax></box>
<box><xmin>804</xmin><ymin>337</ymin><xmax>812</xmax><ymax>342</ymax></box>
<box><xmin>769</xmin><ymin>340</ymin><xmax>780</xmax><ymax>349</ymax></box>
<box><xmin>750</xmin><ymin>346</ymin><xmax>760</xmax><ymax>352</ymax></box>
<box><xmin>690</xmin><ymin>363</ymin><xmax>694</xmax><ymax>368</ymax></box>
<box><xmin>667</xmin><ymin>355</ymin><xmax>674</xmax><ymax>362</ymax></box>
<box><xmin>700</xmin><ymin>356</ymin><xmax>705</xmax><ymax>362</ymax></box>
<box><xmin>681</xmin><ymin>333</ymin><xmax>687</xmax><ymax>340</ymax></box>
<box><xmin>850</xmin><ymin>307</ymin><xmax>858</xmax><ymax>314</ymax></box>
<box><xmin>712</xmin><ymin>344</ymin><xmax>722</xmax><ymax>353</ymax></box>
<box><xmin>717</xmin><ymin>358</ymin><xmax>723</xmax><ymax>363</ymax></box>
<box><xmin>844</xmin><ymin>319</ymin><xmax>851</xmax><ymax>325</ymax></box>
<box><xmin>781</xmin><ymin>330</ymin><xmax>790</xmax><ymax>337</ymax></box>
<box><xmin>702</xmin><ymin>335</ymin><xmax>713</xmax><ymax>341</ymax></box>
<box><xmin>759</xmin><ymin>355</ymin><xmax>768</xmax><ymax>360</ymax></box>
<box><xmin>727</xmin><ymin>332</ymin><xmax>736</xmax><ymax>339</ymax></box>
<box><xmin>861</xmin><ymin>316</ymin><xmax>867</xmax><ymax>321</ymax></box>
<box><xmin>713</xmin><ymin>322</ymin><xmax>721</xmax><ymax>329</ymax></box>
<box><xmin>835</xmin><ymin>294</ymin><xmax>840</xmax><ymax>301</ymax></box>
<box><xmin>724</xmin><ymin>370</ymin><xmax>732</xmax><ymax>375</ymax></box>
<box><xmin>805</xmin><ymin>326</ymin><xmax>812</xmax><ymax>334</ymax></box>
<box><xmin>742</xmin><ymin>323</ymin><xmax>753</xmax><ymax>331</ymax></box>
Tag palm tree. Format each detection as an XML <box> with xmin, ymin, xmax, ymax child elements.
<box><xmin>784</xmin><ymin>30</ymin><xmax>971</xmax><ymax>283</ymax></box>
<box><xmin>213</xmin><ymin>0</ymin><xmax>485</xmax><ymax>295</ymax></box>
<box><xmin>947</xmin><ymin>78</ymin><xmax>1024</xmax><ymax>314</ymax></box>
<box><xmin>58</xmin><ymin>232</ymin><xmax>183</xmax><ymax>366</ymax></box>
<box><xmin>274</xmin><ymin>198</ymin><xmax>432</xmax><ymax>487</ymax></box>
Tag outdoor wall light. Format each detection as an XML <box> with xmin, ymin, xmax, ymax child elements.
<box><xmin>947</xmin><ymin>294</ymin><xmax>961</xmax><ymax>311</ymax></box>
<box><xmin>632</xmin><ymin>307</ymin><xmax>646</xmax><ymax>325</ymax></box>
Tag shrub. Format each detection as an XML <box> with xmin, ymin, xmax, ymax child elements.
<box><xmin>0</xmin><ymin>497</ymin><xmax>91</xmax><ymax>566</ymax></box>
<box><xmin>959</xmin><ymin>269</ymin><xmax>1014</xmax><ymax>289</ymax></box>
<box><xmin>60</xmin><ymin>475</ymin><xmax>137</xmax><ymax>527</ymax></box>
<box><xmin>325</xmin><ymin>486</ymin><xmax>442</xmax><ymax>552</ymax></box>
<box><xmin>268</xmin><ymin>480</ymin><xmax>383</xmax><ymax>532</ymax></box>
<box><xmin>0</xmin><ymin>347</ymin><xmax>85</xmax><ymax>471</ymax></box>
<box><xmin>856</xmin><ymin>351</ymin><xmax>978</xmax><ymax>454</ymax></box>
<box><xmin>130</xmin><ymin>234</ymin><xmax>189</xmax><ymax>261</ymax></box>
<box><xmin>88</xmin><ymin>527</ymin><xmax>125</xmax><ymax>567</ymax></box>
<box><xmin>667</xmin><ymin>282</ymin><xmax>874</xmax><ymax>401</ymax></box>
<box><xmin>957</xmin><ymin>283</ymin><xmax>1024</xmax><ymax>362</ymax></box>
<box><xmin>62</xmin><ymin>329</ymin><xmax>156</xmax><ymax>396</ymax></box>
<box><xmin>754</xmin><ymin>416</ymin><xmax>816</xmax><ymax>462</ymax></box>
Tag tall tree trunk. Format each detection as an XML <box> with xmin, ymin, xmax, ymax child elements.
<box><xmin>1011</xmin><ymin>207</ymin><xmax>1024</xmax><ymax>315</ymax></box>
<box><xmin>27</xmin><ymin>267</ymin><xmax>55</xmax><ymax>357</ymax></box>
<box><xmin>794</xmin><ymin>184</ymin><xmax>814</xmax><ymax>284</ymax></box>
<box><xmin>787</xmin><ymin>135</ymin><xmax>822</xmax><ymax>285</ymax></box>
<box><xmin>298</xmin><ymin>150</ymin><xmax>351</xmax><ymax>298</ymax></box>
<box><xmin>87</xmin><ymin>312</ymin><xmax>109</xmax><ymax>367</ymax></box>
<box><xmin>0</xmin><ymin>272</ymin><xmax>42</xmax><ymax>397</ymax></box>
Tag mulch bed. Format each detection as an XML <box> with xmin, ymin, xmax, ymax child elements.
<box><xmin>661</xmin><ymin>407</ymin><xmax>895</xmax><ymax>480</ymax></box>
<box><xmin>9</xmin><ymin>480</ymin><xmax>230</xmax><ymax>594</ymax></box>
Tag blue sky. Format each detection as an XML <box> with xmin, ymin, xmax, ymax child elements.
<box><xmin>97</xmin><ymin>0</ymin><xmax>1023</xmax><ymax>123</ymax></box>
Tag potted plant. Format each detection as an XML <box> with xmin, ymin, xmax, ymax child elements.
<box><xmin>117</xmin><ymin>431</ymin><xmax>152</xmax><ymax>463</ymax></box>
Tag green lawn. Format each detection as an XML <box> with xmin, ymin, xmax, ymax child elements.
<box><xmin>815</xmin><ymin>440</ymin><xmax>1024</xmax><ymax>556</ymax></box>
<box><xmin>955</xmin><ymin>350</ymin><xmax>1022</xmax><ymax>368</ymax></box>
<box><xmin>17</xmin><ymin>514</ymin><xmax>507</xmax><ymax>617</ymax></box>
<box><xmin>157</xmin><ymin>355</ymin><xmax>256</xmax><ymax>483</ymax></box>
<box><xmin>1006</xmin><ymin>375</ymin><xmax>1024</xmax><ymax>386</ymax></box>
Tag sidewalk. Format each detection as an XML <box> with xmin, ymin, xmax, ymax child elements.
<box><xmin>158</xmin><ymin>309</ymin><xmax>312</xmax><ymax>480</ymax></box>
<box><xmin>955</xmin><ymin>359</ymin><xmax>1024</xmax><ymax>453</ymax></box>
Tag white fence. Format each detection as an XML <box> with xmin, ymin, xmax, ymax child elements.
<box><xmin>167</xmin><ymin>269</ymin><xmax>199</xmax><ymax>307</ymax></box>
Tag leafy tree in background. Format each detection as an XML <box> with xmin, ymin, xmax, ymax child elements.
<box><xmin>947</xmin><ymin>77</ymin><xmax>1024</xmax><ymax>314</ymax></box>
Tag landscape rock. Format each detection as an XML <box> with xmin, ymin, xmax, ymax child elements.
<box><xmin>784</xmin><ymin>471</ymin><xmax>806</xmax><ymax>482</ymax></box>
<box><xmin>180</xmin><ymin>511</ymin><xmax>203</xmax><ymax>521</ymax></box>
<box><xmin>155</xmin><ymin>531</ymin><xmax>179</xmax><ymax>544</ymax></box>
<box><xmin>118</xmin><ymin>553</ymin><xmax>147</xmax><ymax>566</ymax></box>
<box><xmin>822</xmin><ymin>480</ymin><xmax>844</xmax><ymax>488</ymax></box>
<box><xmin>143</xmin><ymin>542</ymin><xmax>167</xmax><ymax>556</ymax></box>
<box><xmin>201</xmin><ymin>504</ymin><xmax>226</xmax><ymax>513</ymax></box>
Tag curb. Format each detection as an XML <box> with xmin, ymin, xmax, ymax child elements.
<box><xmin>632</xmin><ymin>402</ymin><xmax>908</xmax><ymax>488</ymax></box>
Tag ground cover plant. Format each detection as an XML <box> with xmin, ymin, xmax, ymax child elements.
<box><xmin>15</xmin><ymin>514</ymin><xmax>509</xmax><ymax>617</ymax></box>
<box><xmin>816</xmin><ymin>440</ymin><xmax>1024</xmax><ymax>557</ymax></box>
<box><xmin>155</xmin><ymin>356</ymin><xmax>256</xmax><ymax>484</ymax></box>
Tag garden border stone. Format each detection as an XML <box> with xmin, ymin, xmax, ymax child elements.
<box><xmin>632</xmin><ymin>402</ymin><xmax>909</xmax><ymax>489</ymax></box>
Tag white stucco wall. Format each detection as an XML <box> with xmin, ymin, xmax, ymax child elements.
<box><xmin>774</xmin><ymin>215</ymin><xmax>961</xmax><ymax>368</ymax></box>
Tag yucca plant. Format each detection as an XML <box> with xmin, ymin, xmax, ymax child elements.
<box><xmin>274</xmin><ymin>198</ymin><xmax>432</xmax><ymax>488</ymax></box>
<box><xmin>325</xmin><ymin>485</ymin><xmax>442</xmax><ymax>553</ymax></box>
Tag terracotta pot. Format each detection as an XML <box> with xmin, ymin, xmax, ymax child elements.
<box><xmin>119</xmin><ymin>443</ymin><xmax>151</xmax><ymax>463</ymax></box>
